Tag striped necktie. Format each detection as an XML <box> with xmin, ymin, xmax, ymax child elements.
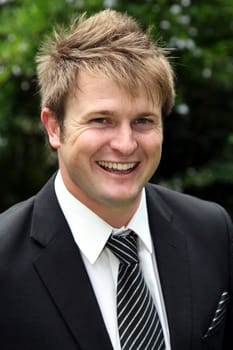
<box><xmin>107</xmin><ymin>230</ymin><xmax>165</xmax><ymax>350</ymax></box>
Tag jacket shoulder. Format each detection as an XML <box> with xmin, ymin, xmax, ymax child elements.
<box><xmin>0</xmin><ymin>197</ymin><xmax>35</xmax><ymax>239</ymax></box>
<box><xmin>146</xmin><ymin>182</ymin><xmax>232</xmax><ymax>230</ymax></box>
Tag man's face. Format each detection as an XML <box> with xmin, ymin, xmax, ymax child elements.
<box><xmin>43</xmin><ymin>70</ymin><xmax>163</xmax><ymax>219</ymax></box>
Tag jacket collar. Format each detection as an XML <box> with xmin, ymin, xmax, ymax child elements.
<box><xmin>30</xmin><ymin>176</ymin><xmax>113</xmax><ymax>350</ymax></box>
<box><xmin>146</xmin><ymin>183</ymin><xmax>192</xmax><ymax>350</ymax></box>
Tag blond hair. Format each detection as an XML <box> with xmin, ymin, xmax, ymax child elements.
<box><xmin>36</xmin><ymin>9</ymin><xmax>175</xmax><ymax>127</ymax></box>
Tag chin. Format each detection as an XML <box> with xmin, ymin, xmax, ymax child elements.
<box><xmin>103</xmin><ymin>192</ymin><xmax>141</xmax><ymax>207</ymax></box>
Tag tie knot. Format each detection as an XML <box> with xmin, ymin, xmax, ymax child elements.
<box><xmin>107</xmin><ymin>230</ymin><xmax>138</xmax><ymax>265</ymax></box>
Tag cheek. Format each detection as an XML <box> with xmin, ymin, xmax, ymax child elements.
<box><xmin>152</xmin><ymin>131</ymin><xmax>163</xmax><ymax>152</ymax></box>
<box><xmin>62</xmin><ymin>130</ymin><xmax>105</xmax><ymax>167</ymax></box>
<box><xmin>66</xmin><ymin>123</ymin><xmax>111</xmax><ymax>146</ymax></box>
<box><xmin>65</xmin><ymin>125</ymin><xmax>94</xmax><ymax>146</ymax></box>
<box><xmin>142</xmin><ymin>133</ymin><xmax>162</xmax><ymax>155</ymax></box>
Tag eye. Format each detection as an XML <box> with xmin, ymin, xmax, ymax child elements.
<box><xmin>88</xmin><ymin>117</ymin><xmax>115</xmax><ymax>129</ymax></box>
<box><xmin>90</xmin><ymin>117</ymin><xmax>109</xmax><ymax>124</ymax></box>
<box><xmin>133</xmin><ymin>117</ymin><xmax>156</xmax><ymax>130</ymax></box>
<box><xmin>135</xmin><ymin>118</ymin><xmax>153</xmax><ymax>124</ymax></box>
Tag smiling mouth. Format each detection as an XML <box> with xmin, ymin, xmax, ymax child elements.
<box><xmin>97</xmin><ymin>161</ymin><xmax>138</xmax><ymax>173</ymax></box>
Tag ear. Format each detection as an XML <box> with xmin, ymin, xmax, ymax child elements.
<box><xmin>41</xmin><ymin>108</ymin><xmax>61</xmax><ymax>149</ymax></box>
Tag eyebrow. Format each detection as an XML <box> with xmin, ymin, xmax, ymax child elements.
<box><xmin>87</xmin><ymin>110</ymin><xmax>115</xmax><ymax>116</ymax></box>
<box><xmin>86</xmin><ymin>110</ymin><xmax>159</xmax><ymax>118</ymax></box>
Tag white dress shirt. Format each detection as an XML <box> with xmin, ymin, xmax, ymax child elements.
<box><xmin>54</xmin><ymin>171</ymin><xmax>171</xmax><ymax>350</ymax></box>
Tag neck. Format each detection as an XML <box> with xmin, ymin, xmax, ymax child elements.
<box><xmin>91</xmin><ymin>200</ymin><xmax>140</xmax><ymax>228</ymax></box>
<box><xmin>74</xmin><ymin>194</ymin><xmax>141</xmax><ymax>228</ymax></box>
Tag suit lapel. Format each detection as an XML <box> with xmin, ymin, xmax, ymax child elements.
<box><xmin>30</xmin><ymin>177</ymin><xmax>113</xmax><ymax>350</ymax></box>
<box><xmin>146</xmin><ymin>184</ymin><xmax>192</xmax><ymax>350</ymax></box>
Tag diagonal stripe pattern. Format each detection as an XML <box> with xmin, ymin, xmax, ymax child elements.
<box><xmin>107</xmin><ymin>230</ymin><xmax>165</xmax><ymax>350</ymax></box>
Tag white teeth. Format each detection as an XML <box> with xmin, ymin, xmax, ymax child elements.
<box><xmin>98</xmin><ymin>161</ymin><xmax>136</xmax><ymax>171</ymax></box>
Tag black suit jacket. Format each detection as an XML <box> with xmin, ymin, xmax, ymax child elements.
<box><xmin>0</xmin><ymin>175</ymin><xmax>232</xmax><ymax>350</ymax></box>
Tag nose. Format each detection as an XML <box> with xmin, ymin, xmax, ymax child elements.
<box><xmin>110</xmin><ymin>123</ymin><xmax>138</xmax><ymax>155</ymax></box>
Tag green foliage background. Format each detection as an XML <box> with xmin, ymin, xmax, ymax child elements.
<box><xmin>0</xmin><ymin>0</ymin><xmax>233</xmax><ymax>216</ymax></box>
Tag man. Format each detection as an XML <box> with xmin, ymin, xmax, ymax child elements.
<box><xmin>0</xmin><ymin>9</ymin><xmax>232</xmax><ymax>350</ymax></box>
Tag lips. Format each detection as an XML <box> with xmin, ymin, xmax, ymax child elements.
<box><xmin>97</xmin><ymin>161</ymin><xmax>138</xmax><ymax>173</ymax></box>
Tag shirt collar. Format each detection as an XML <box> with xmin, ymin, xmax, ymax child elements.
<box><xmin>54</xmin><ymin>171</ymin><xmax>152</xmax><ymax>264</ymax></box>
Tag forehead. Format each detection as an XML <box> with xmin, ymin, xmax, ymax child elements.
<box><xmin>68</xmin><ymin>69</ymin><xmax>160</xmax><ymax>111</ymax></box>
